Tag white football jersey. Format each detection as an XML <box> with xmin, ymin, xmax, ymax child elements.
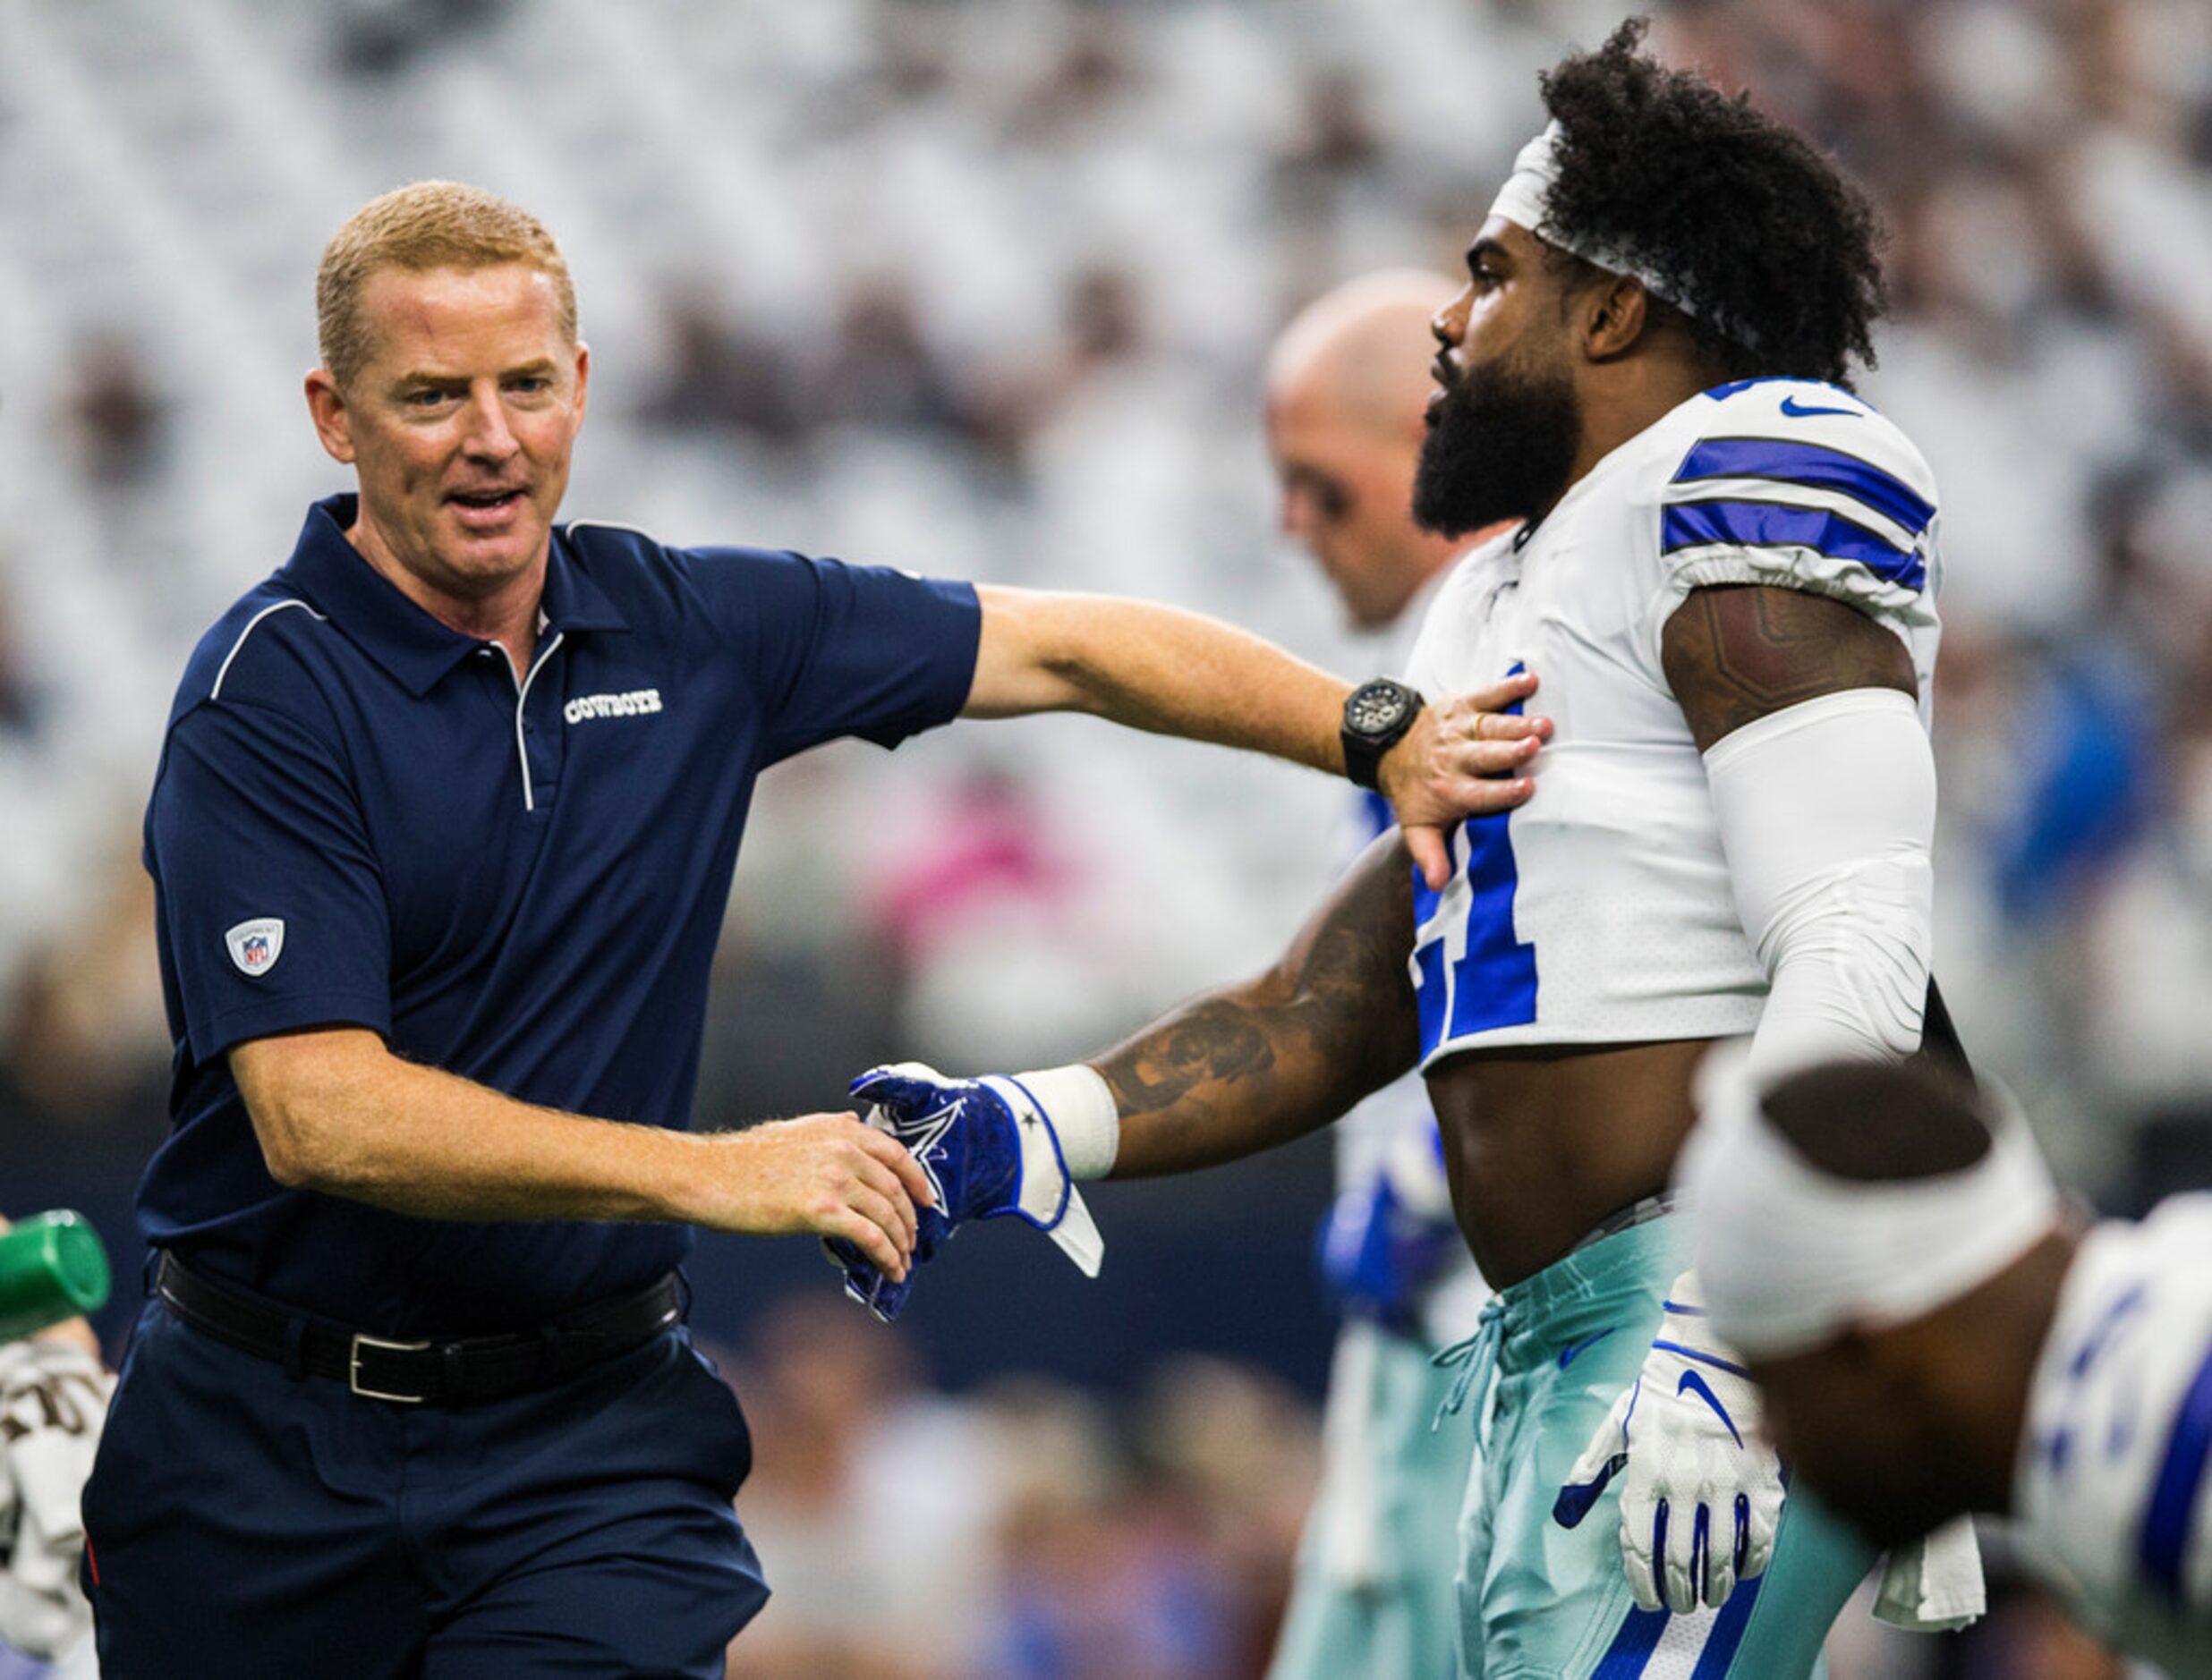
<box><xmin>2016</xmin><ymin>1196</ymin><xmax>2212</xmax><ymax>1676</ymax></box>
<box><xmin>1400</xmin><ymin>377</ymin><xmax>1943</xmax><ymax>1065</ymax></box>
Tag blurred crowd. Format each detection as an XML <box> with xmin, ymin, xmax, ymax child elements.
<box><xmin>716</xmin><ymin>1301</ymin><xmax>1316</xmax><ymax>1680</ymax></box>
<box><xmin>1</xmin><ymin>0</ymin><xmax>2208</xmax><ymax>1673</ymax></box>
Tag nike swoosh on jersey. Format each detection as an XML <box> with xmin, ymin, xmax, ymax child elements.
<box><xmin>1779</xmin><ymin>395</ymin><xmax>1858</xmax><ymax>418</ymax></box>
<box><xmin>1558</xmin><ymin>1327</ymin><xmax>1617</xmax><ymax>1369</ymax></box>
<box><xmin>1678</xmin><ymin>1370</ymin><xmax>1745</xmax><ymax>1447</ymax></box>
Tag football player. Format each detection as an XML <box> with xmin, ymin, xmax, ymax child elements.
<box><xmin>1683</xmin><ymin>1055</ymin><xmax>2208</xmax><ymax>1679</ymax></box>
<box><xmin>841</xmin><ymin>23</ymin><xmax>1978</xmax><ymax>1675</ymax></box>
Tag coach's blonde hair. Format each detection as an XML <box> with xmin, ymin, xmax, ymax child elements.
<box><xmin>316</xmin><ymin>181</ymin><xmax>578</xmax><ymax>386</ymax></box>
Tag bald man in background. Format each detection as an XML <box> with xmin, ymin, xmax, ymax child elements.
<box><xmin>1263</xmin><ymin>271</ymin><xmax>1504</xmax><ymax>1680</ymax></box>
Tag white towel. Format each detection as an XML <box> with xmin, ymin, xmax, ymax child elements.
<box><xmin>1872</xmin><ymin>1515</ymin><xmax>1985</xmax><ymax>1632</ymax></box>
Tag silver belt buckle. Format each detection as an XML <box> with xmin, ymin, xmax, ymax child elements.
<box><xmin>350</xmin><ymin>1333</ymin><xmax>433</xmax><ymax>1403</ymax></box>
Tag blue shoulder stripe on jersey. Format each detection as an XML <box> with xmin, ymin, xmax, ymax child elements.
<box><xmin>1662</xmin><ymin>501</ymin><xmax>1927</xmax><ymax>592</ymax></box>
<box><xmin>2139</xmin><ymin>1335</ymin><xmax>2212</xmax><ymax>1599</ymax></box>
<box><xmin>1672</xmin><ymin>437</ymin><xmax>1935</xmax><ymax>536</ymax></box>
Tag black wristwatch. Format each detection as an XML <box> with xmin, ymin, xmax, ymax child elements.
<box><xmin>1341</xmin><ymin>678</ymin><xmax>1425</xmax><ymax>792</ymax></box>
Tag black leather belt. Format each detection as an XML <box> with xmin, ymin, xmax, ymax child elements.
<box><xmin>155</xmin><ymin>1253</ymin><xmax>684</xmax><ymax>1406</ymax></box>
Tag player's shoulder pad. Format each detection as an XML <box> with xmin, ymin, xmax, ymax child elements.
<box><xmin>1675</xmin><ymin>376</ymin><xmax>1936</xmax><ymax>507</ymax></box>
<box><xmin>1658</xmin><ymin>377</ymin><xmax>1938</xmax><ymax>597</ymax></box>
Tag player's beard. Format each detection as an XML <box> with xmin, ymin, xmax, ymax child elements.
<box><xmin>1412</xmin><ymin>353</ymin><xmax>1581</xmax><ymax>539</ymax></box>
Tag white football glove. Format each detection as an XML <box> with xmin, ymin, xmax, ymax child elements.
<box><xmin>1554</xmin><ymin>1272</ymin><xmax>1783</xmax><ymax>1615</ymax></box>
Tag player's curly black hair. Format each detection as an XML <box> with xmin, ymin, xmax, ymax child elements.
<box><xmin>1536</xmin><ymin>18</ymin><xmax>1887</xmax><ymax>386</ymax></box>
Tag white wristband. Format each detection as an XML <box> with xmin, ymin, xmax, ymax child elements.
<box><xmin>1011</xmin><ymin>1064</ymin><xmax>1120</xmax><ymax>1179</ymax></box>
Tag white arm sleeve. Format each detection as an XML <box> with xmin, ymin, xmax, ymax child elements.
<box><xmin>1702</xmin><ymin>687</ymin><xmax>1935</xmax><ymax>1083</ymax></box>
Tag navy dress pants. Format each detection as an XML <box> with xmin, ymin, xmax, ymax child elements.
<box><xmin>81</xmin><ymin>1300</ymin><xmax>770</xmax><ymax>1677</ymax></box>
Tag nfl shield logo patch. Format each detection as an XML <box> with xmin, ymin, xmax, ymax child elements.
<box><xmin>225</xmin><ymin>917</ymin><xmax>285</xmax><ymax>978</ymax></box>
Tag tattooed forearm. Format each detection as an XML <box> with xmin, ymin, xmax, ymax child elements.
<box><xmin>1662</xmin><ymin>584</ymin><xmax>1916</xmax><ymax>751</ymax></box>
<box><xmin>1104</xmin><ymin>1015</ymin><xmax>1277</xmax><ymax>1121</ymax></box>
<box><xmin>1095</xmin><ymin>832</ymin><xmax>1420</xmax><ymax>1178</ymax></box>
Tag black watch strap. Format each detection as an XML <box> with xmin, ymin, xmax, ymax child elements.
<box><xmin>1341</xmin><ymin>679</ymin><xmax>1425</xmax><ymax>793</ymax></box>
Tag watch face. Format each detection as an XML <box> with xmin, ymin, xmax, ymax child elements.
<box><xmin>1349</xmin><ymin>683</ymin><xmax>1410</xmax><ymax>735</ymax></box>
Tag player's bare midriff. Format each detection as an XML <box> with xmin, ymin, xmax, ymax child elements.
<box><xmin>1426</xmin><ymin>1037</ymin><xmax>1714</xmax><ymax>1288</ymax></box>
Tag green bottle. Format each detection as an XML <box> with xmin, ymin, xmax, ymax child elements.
<box><xmin>0</xmin><ymin>1211</ymin><xmax>111</xmax><ymax>1341</ymax></box>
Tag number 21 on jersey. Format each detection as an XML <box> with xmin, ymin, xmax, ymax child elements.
<box><xmin>1409</xmin><ymin>663</ymin><xmax>1538</xmax><ymax>1053</ymax></box>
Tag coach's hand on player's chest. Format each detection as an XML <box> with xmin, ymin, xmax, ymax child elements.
<box><xmin>1385</xmin><ymin>667</ymin><xmax>1552</xmax><ymax>890</ymax></box>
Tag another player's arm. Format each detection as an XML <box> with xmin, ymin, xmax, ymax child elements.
<box><xmin>1092</xmin><ymin>827</ymin><xmax>1421</xmax><ymax>1177</ymax></box>
<box><xmin>229</xmin><ymin>1031</ymin><xmax>933</xmax><ymax>1278</ymax></box>
<box><xmin>964</xmin><ymin>584</ymin><xmax>1547</xmax><ymax>885</ymax></box>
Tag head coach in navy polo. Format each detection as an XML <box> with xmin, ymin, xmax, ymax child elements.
<box><xmin>79</xmin><ymin>181</ymin><xmax>1548</xmax><ymax>1676</ymax></box>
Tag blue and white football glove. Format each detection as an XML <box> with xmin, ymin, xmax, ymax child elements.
<box><xmin>826</xmin><ymin>1062</ymin><xmax>1105</xmax><ymax>1322</ymax></box>
<box><xmin>1553</xmin><ymin>1272</ymin><xmax>1784</xmax><ymax>1614</ymax></box>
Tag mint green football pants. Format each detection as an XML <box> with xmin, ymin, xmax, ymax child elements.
<box><xmin>1452</xmin><ymin>1215</ymin><xmax>1872</xmax><ymax>1679</ymax></box>
<box><xmin>1269</xmin><ymin>1317</ymin><xmax>1476</xmax><ymax>1680</ymax></box>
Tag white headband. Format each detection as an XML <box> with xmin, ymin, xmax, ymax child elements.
<box><xmin>1487</xmin><ymin>122</ymin><xmax>1707</xmax><ymax>330</ymax></box>
<box><xmin>1679</xmin><ymin>1045</ymin><xmax>2062</xmax><ymax>1361</ymax></box>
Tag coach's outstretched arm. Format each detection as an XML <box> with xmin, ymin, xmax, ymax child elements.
<box><xmin>231</xmin><ymin>1029</ymin><xmax>937</xmax><ymax>1285</ymax></box>
<box><xmin>828</xmin><ymin>828</ymin><xmax>1421</xmax><ymax>1317</ymax></box>
<box><xmin>966</xmin><ymin>587</ymin><xmax>1548</xmax><ymax>886</ymax></box>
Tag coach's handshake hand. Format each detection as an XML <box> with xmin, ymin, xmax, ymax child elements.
<box><xmin>698</xmin><ymin>1114</ymin><xmax>936</xmax><ymax>1285</ymax></box>
<box><xmin>1382</xmin><ymin>670</ymin><xmax>1553</xmax><ymax>890</ymax></box>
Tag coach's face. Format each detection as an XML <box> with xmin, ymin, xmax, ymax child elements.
<box><xmin>307</xmin><ymin>261</ymin><xmax>588</xmax><ymax>610</ymax></box>
<box><xmin>1413</xmin><ymin>216</ymin><xmax>1580</xmax><ymax>539</ymax></box>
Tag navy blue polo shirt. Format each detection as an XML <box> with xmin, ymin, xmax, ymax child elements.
<box><xmin>141</xmin><ymin>495</ymin><xmax>980</xmax><ymax>1334</ymax></box>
